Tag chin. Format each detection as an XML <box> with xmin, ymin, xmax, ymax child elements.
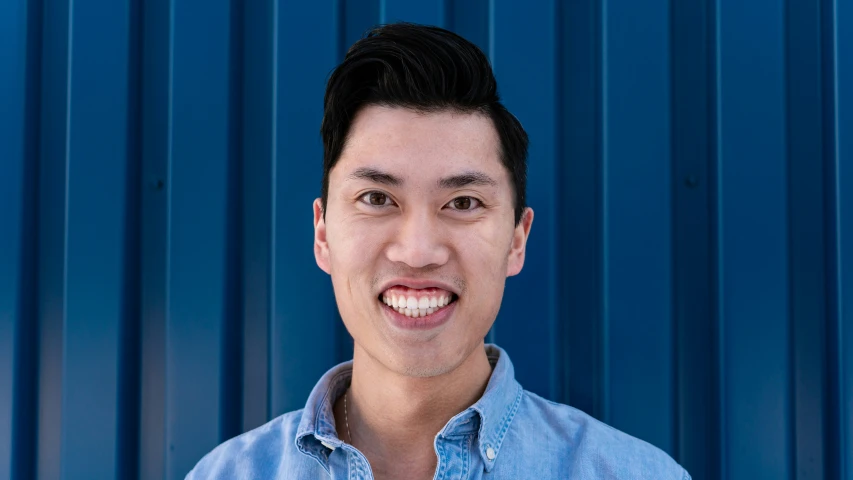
<box><xmin>394</xmin><ymin>357</ymin><xmax>457</xmax><ymax>378</ymax></box>
<box><xmin>382</xmin><ymin>338</ymin><xmax>472</xmax><ymax>378</ymax></box>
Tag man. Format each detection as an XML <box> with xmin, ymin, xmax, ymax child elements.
<box><xmin>188</xmin><ymin>23</ymin><xmax>690</xmax><ymax>480</ymax></box>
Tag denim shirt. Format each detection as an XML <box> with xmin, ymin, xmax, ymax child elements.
<box><xmin>187</xmin><ymin>344</ymin><xmax>690</xmax><ymax>479</ymax></box>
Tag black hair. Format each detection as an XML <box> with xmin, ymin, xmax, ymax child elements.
<box><xmin>320</xmin><ymin>22</ymin><xmax>528</xmax><ymax>225</ymax></box>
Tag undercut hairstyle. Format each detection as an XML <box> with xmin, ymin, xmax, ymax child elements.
<box><xmin>320</xmin><ymin>22</ymin><xmax>529</xmax><ymax>225</ymax></box>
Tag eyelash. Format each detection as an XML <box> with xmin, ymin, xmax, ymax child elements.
<box><xmin>358</xmin><ymin>191</ymin><xmax>485</xmax><ymax>211</ymax></box>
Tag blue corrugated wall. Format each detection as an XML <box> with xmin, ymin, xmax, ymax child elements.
<box><xmin>0</xmin><ymin>0</ymin><xmax>851</xmax><ymax>478</ymax></box>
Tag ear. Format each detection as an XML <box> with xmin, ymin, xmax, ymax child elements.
<box><xmin>314</xmin><ymin>198</ymin><xmax>331</xmax><ymax>274</ymax></box>
<box><xmin>506</xmin><ymin>207</ymin><xmax>534</xmax><ymax>277</ymax></box>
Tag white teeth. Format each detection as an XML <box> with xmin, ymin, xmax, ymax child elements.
<box><xmin>382</xmin><ymin>292</ymin><xmax>455</xmax><ymax>317</ymax></box>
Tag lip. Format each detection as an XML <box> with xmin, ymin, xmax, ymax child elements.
<box><xmin>376</xmin><ymin>278</ymin><xmax>460</xmax><ymax>296</ymax></box>
<box><xmin>381</xmin><ymin>297</ymin><xmax>457</xmax><ymax>331</ymax></box>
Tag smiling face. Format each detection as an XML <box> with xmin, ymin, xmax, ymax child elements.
<box><xmin>314</xmin><ymin>105</ymin><xmax>533</xmax><ymax>378</ymax></box>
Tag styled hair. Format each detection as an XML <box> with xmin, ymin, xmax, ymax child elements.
<box><xmin>320</xmin><ymin>22</ymin><xmax>528</xmax><ymax>225</ymax></box>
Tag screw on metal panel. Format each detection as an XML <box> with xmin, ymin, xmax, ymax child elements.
<box><xmin>685</xmin><ymin>175</ymin><xmax>699</xmax><ymax>188</ymax></box>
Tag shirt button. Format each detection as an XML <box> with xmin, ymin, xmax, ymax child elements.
<box><xmin>486</xmin><ymin>446</ymin><xmax>496</xmax><ymax>460</ymax></box>
<box><xmin>320</xmin><ymin>440</ymin><xmax>336</xmax><ymax>451</ymax></box>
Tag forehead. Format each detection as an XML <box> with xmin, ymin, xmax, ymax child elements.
<box><xmin>334</xmin><ymin>105</ymin><xmax>505</xmax><ymax>181</ymax></box>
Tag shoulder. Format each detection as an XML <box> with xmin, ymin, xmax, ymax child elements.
<box><xmin>506</xmin><ymin>390</ymin><xmax>690</xmax><ymax>479</ymax></box>
<box><xmin>185</xmin><ymin>409</ymin><xmax>307</xmax><ymax>480</ymax></box>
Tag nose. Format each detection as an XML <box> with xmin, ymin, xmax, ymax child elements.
<box><xmin>385</xmin><ymin>209</ymin><xmax>451</xmax><ymax>269</ymax></box>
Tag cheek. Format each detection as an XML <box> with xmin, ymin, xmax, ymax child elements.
<box><xmin>325</xmin><ymin>216</ymin><xmax>393</xmax><ymax>312</ymax></box>
<box><xmin>450</xmin><ymin>223</ymin><xmax>512</xmax><ymax>305</ymax></box>
<box><xmin>326</xmin><ymin>216</ymin><xmax>387</xmax><ymax>267</ymax></box>
<box><xmin>453</xmin><ymin>221</ymin><xmax>511</xmax><ymax>267</ymax></box>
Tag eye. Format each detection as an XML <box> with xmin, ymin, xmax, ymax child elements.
<box><xmin>445</xmin><ymin>196</ymin><xmax>481</xmax><ymax>211</ymax></box>
<box><xmin>360</xmin><ymin>191</ymin><xmax>395</xmax><ymax>207</ymax></box>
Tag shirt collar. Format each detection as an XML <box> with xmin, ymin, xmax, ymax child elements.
<box><xmin>294</xmin><ymin>344</ymin><xmax>523</xmax><ymax>473</ymax></box>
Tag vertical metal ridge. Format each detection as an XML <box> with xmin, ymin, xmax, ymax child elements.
<box><xmin>36</xmin><ymin>0</ymin><xmax>73</xmax><ymax>475</ymax></box>
<box><xmin>14</xmin><ymin>0</ymin><xmax>44</xmax><ymax>476</ymax></box>
<box><xmin>822</xmin><ymin>0</ymin><xmax>843</xmax><ymax>477</ymax></box>
<box><xmin>59</xmin><ymin>0</ymin><xmax>74</xmax><ymax>469</ymax></box>
<box><xmin>784</xmin><ymin>0</ymin><xmax>831</xmax><ymax>476</ymax></box>
<box><xmin>668</xmin><ymin>0</ymin><xmax>681</xmax><ymax>462</ymax></box>
<box><xmin>599</xmin><ymin>0</ymin><xmax>674</xmax><ymax>451</ymax></box>
<box><xmin>558</xmin><ymin>0</ymin><xmax>603</xmax><ymax>417</ymax></box>
<box><xmin>138</xmin><ymin>0</ymin><xmax>170</xmax><ymax>476</ymax></box>
<box><xmin>704</xmin><ymin>0</ymin><xmax>721</xmax><ymax>474</ymax></box>
<box><xmin>118</xmin><ymin>0</ymin><xmax>144</xmax><ymax>476</ymax></box>
<box><xmin>711</xmin><ymin>0</ymin><xmax>726</xmax><ymax>475</ymax></box>
<box><xmin>824</xmin><ymin>0</ymin><xmax>852</xmax><ymax>477</ymax></box>
<box><xmin>784</xmin><ymin>4</ymin><xmax>796</xmax><ymax>479</ymax></box>
<box><xmin>163</xmin><ymin>0</ymin><xmax>175</xmax><ymax>474</ymax></box>
<box><xmin>0</xmin><ymin>0</ymin><xmax>42</xmax><ymax>476</ymax></box>
<box><xmin>222</xmin><ymin>0</ymin><xmax>246</xmax><ymax>443</ymax></box>
<box><xmin>668</xmin><ymin>0</ymin><xmax>722</xmax><ymax>469</ymax></box>
<box><xmin>166</xmin><ymin>0</ymin><xmax>235</xmax><ymax>473</ymax></box>
<box><xmin>552</xmin><ymin>0</ymin><xmax>565</xmax><ymax>406</ymax></box>
<box><xmin>780</xmin><ymin>1</ymin><xmax>798</xmax><ymax>477</ymax></box>
<box><xmin>599</xmin><ymin>0</ymin><xmax>610</xmax><ymax>424</ymax></box>
<box><xmin>268</xmin><ymin>0</ymin><xmax>278</xmax><ymax>418</ymax></box>
<box><xmin>714</xmin><ymin>0</ymin><xmax>792</xmax><ymax>476</ymax></box>
<box><xmin>241</xmin><ymin>0</ymin><xmax>274</xmax><ymax>432</ymax></box>
<box><xmin>591</xmin><ymin>0</ymin><xmax>604</xmax><ymax>422</ymax></box>
<box><xmin>548</xmin><ymin>0</ymin><xmax>560</xmax><ymax>403</ymax></box>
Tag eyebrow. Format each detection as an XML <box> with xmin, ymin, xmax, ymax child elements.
<box><xmin>346</xmin><ymin>167</ymin><xmax>497</xmax><ymax>189</ymax></box>
<box><xmin>437</xmin><ymin>171</ymin><xmax>498</xmax><ymax>189</ymax></box>
<box><xmin>347</xmin><ymin>167</ymin><xmax>403</xmax><ymax>186</ymax></box>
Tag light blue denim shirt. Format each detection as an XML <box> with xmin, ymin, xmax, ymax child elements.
<box><xmin>187</xmin><ymin>344</ymin><xmax>690</xmax><ymax>479</ymax></box>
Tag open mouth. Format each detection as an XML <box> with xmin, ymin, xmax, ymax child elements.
<box><xmin>378</xmin><ymin>287</ymin><xmax>459</xmax><ymax>318</ymax></box>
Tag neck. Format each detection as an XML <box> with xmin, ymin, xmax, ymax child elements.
<box><xmin>335</xmin><ymin>343</ymin><xmax>493</xmax><ymax>479</ymax></box>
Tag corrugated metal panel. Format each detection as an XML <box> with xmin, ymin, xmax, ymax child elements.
<box><xmin>1</xmin><ymin>0</ymin><xmax>851</xmax><ymax>478</ymax></box>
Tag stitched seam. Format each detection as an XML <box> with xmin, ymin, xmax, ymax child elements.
<box><xmin>436</xmin><ymin>441</ymin><xmax>446</xmax><ymax>479</ymax></box>
<box><xmin>460</xmin><ymin>435</ymin><xmax>471</xmax><ymax>479</ymax></box>
<box><xmin>296</xmin><ymin>371</ymin><xmax>351</xmax><ymax>470</ymax></box>
<box><xmin>313</xmin><ymin>370</ymin><xmax>352</xmax><ymax>435</ymax></box>
<box><xmin>491</xmin><ymin>384</ymin><xmax>523</xmax><ymax>456</ymax></box>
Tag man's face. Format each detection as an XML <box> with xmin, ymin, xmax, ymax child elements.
<box><xmin>314</xmin><ymin>105</ymin><xmax>533</xmax><ymax>377</ymax></box>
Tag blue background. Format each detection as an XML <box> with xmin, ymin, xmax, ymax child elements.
<box><xmin>1</xmin><ymin>0</ymin><xmax>851</xmax><ymax>479</ymax></box>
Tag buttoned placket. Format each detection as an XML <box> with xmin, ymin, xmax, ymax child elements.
<box><xmin>320</xmin><ymin>432</ymin><xmax>480</xmax><ymax>480</ymax></box>
<box><xmin>432</xmin><ymin>434</ymin><xmax>475</xmax><ymax>480</ymax></box>
<box><xmin>320</xmin><ymin>441</ymin><xmax>375</xmax><ymax>480</ymax></box>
